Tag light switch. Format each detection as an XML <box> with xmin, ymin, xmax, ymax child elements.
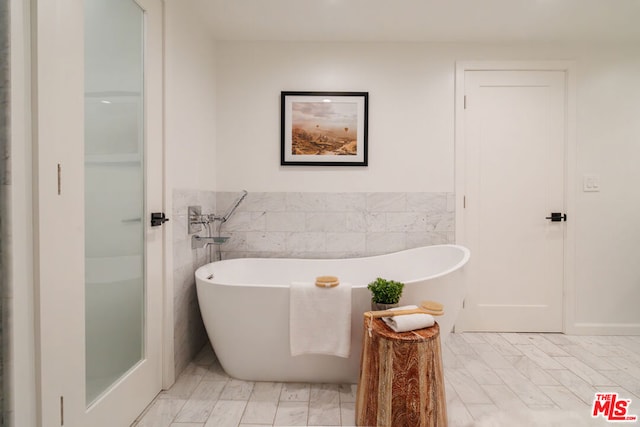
<box><xmin>583</xmin><ymin>174</ymin><xmax>600</xmax><ymax>192</ymax></box>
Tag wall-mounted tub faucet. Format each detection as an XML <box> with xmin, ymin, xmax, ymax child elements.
<box><xmin>188</xmin><ymin>190</ymin><xmax>249</xmax><ymax>262</ymax></box>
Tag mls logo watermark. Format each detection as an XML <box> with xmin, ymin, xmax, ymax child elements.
<box><xmin>592</xmin><ymin>392</ymin><xmax>638</xmax><ymax>422</ymax></box>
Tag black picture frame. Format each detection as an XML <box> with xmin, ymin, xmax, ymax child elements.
<box><xmin>281</xmin><ymin>91</ymin><xmax>368</xmax><ymax>166</ymax></box>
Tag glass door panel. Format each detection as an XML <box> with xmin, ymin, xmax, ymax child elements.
<box><xmin>84</xmin><ymin>0</ymin><xmax>145</xmax><ymax>405</ymax></box>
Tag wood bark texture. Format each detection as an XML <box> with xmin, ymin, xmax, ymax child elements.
<box><xmin>356</xmin><ymin>318</ymin><xmax>447</xmax><ymax>426</ymax></box>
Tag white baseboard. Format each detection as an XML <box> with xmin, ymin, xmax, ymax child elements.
<box><xmin>566</xmin><ymin>322</ymin><xmax>640</xmax><ymax>336</ymax></box>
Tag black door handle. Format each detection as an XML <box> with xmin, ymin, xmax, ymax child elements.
<box><xmin>151</xmin><ymin>212</ymin><xmax>170</xmax><ymax>227</ymax></box>
<box><xmin>545</xmin><ymin>212</ymin><xmax>567</xmax><ymax>222</ymax></box>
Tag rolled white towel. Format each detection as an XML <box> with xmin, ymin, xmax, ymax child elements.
<box><xmin>382</xmin><ymin>305</ymin><xmax>435</xmax><ymax>333</ymax></box>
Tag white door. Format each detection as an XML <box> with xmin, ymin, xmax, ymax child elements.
<box><xmin>457</xmin><ymin>70</ymin><xmax>566</xmax><ymax>332</ymax></box>
<box><xmin>35</xmin><ymin>0</ymin><xmax>164</xmax><ymax>426</ymax></box>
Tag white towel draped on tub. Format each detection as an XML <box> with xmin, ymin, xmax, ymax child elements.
<box><xmin>382</xmin><ymin>305</ymin><xmax>435</xmax><ymax>333</ymax></box>
<box><xmin>290</xmin><ymin>281</ymin><xmax>352</xmax><ymax>358</ymax></box>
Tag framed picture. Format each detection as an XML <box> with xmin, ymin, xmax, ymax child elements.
<box><xmin>281</xmin><ymin>91</ymin><xmax>368</xmax><ymax>166</ymax></box>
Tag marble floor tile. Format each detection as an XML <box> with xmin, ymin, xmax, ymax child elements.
<box><xmin>494</xmin><ymin>368</ymin><xmax>554</xmax><ymax>407</ymax></box>
<box><xmin>465</xmin><ymin>403</ymin><xmax>498</xmax><ymax>420</ymax></box>
<box><xmin>135</xmin><ymin>398</ymin><xmax>186</xmax><ymax>427</ymax></box>
<box><xmin>280</xmin><ymin>383</ymin><xmax>311</xmax><ymax>401</ymax></box>
<box><xmin>553</xmin><ymin>356</ymin><xmax>618</xmax><ymax>386</ymax></box>
<box><xmin>310</xmin><ymin>383</ymin><xmax>340</xmax><ymax>404</ymax></box>
<box><xmin>500</xmin><ymin>332</ymin><xmax>533</xmax><ymax>345</ymax></box>
<box><xmin>513</xmin><ymin>344</ymin><xmax>564</xmax><ymax>370</ymax></box>
<box><xmin>240</xmin><ymin>400</ymin><xmax>278</xmax><ymax>424</ymax></box>
<box><xmin>174</xmin><ymin>381</ymin><xmax>228</xmax><ymax>423</ymax></box>
<box><xmin>159</xmin><ymin>374</ymin><xmax>203</xmax><ymax>400</ymax></box>
<box><xmin>447</xmin><ymin>333</ymin><xmax>477</xmax><ymax>355</ymax></box>
<box><xmin>538</xmin><ymin>385</ymin><xmax>589</xmax><ymax>410</ymax></box>
<box><xmin>456</xmin><ymin>354</ymin><xmax>504</xmax><ymax>385</ymax></box>
<box><xmin>477</xmin><ymin>333</ymin><xmax>522</xmax><ymax>356</ymax></box>
<box><xmin>134</xmin><ymin>333</ymin><xmax>640</xmax><ymax>426</ymax></box>
<box><xmin>481</xmin><ymin>384</ymin><xmax>528</xmax><ymax>411</ymax></box>
<box><xmin>170</xmin><ymin>423</ymin><xmax>205</xmax><ymax>427</ymax></box>
<box><xmin>523</xmin><ymin>334</ymin><xmax>571</xmax><ymax>357</ymax></box>
<box><xmin>250</xmin><ymin>382</ymin><xmax>284</xmax><ymax>402</ymax></box>
<box><xmin>308</xmin><ymin>400</ymin><xmax>341</xmax><ymax>426</ymax></box>
<box><xmin>546</xmin><ymin>369</ymin><xmax>599</xmax><ymax>405</ymax></box>
<box><xmin>220</xmin><ymin>379</ymin><xmax>255</xmax><ymax>400</ymax></box>
<box><xmin>340</xmin><ymin>402</ymin><xmax>355</xmax><ymax>426</ymax></box>
<box><xmin>558</xmin><ymin>344</ymin><xmax>620</xmax><ymax>371</ymax></box>
<box><xmin>511</xmin><ymin>355</ymin><xmax>560</xmax><ymax>386</ymax></box>
<box><xmin>338</xmin><ymin>384</ymin><xmax>357</xmax><ymax>403</ymax></box>
<box><xmin>446</xmin><ymin>368</ymin><xmax>493</xmax><ymax>404</ymax></box>
<box><xmin>273</xmin><ymin>401</ymin><xmax>309</xmax><ymax>426</ymax></box>
<box><xmin>458</xmin><ymin>332</ymin><xmax>487</xmax><ymax>344</ymax></box>
<box><xmin>203</xmin><ymin>400</ymin><xmax>247</xmax><ymax>427</ymax></box>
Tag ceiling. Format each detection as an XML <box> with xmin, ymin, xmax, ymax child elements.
<box><xmin>190</xmin><ymin>0</ymin><xmax>640</xmax><ymax>43</ymax></box>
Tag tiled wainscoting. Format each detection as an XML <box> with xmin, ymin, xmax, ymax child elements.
<box><xmin>216</xmin><ymin>191</ymin><xmax>455</xmax><ymax>259</ymax></box>
<box><xmin>171</xmin><ymin>190</ymin><xmax>454</xmax><ymax>378</ymax></box>
<box><xmin>172</xmin><ymin>189</ymin><xmax>217</xmax><ymax>376</ymax></box>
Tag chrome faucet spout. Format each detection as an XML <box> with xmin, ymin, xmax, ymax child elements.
<box><xmin>191</xmin><ymin>234</ymin><xmax>230</xmax><ymax>249</ymax></box>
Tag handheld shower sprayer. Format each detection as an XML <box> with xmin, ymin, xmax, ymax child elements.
<box><xmin>222</xmin><ymin>190</ymin><xmax>248</xmax><ymax>223</ymax></box>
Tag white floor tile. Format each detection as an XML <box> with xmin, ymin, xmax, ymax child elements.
<box><xmin>174</xmin><ymin>381</ymin><xmax>227</xmax><ymax>423</ymax></box>
<box><xmin>446</xmin><ymin>368</ymin><xmax>493</xmax><ymax>404</ymax></box>
<box><xmin>280</xmin><ymin>382</ymin><xmax>311</xmax><ymax>401</ymax></box>
<box><xmin>251</xmin><ymin>382</ymin><xmax>284</xmax><ymax>402</ymax></box>
<box><xmin>134</xmin><ymin>398</ymin><xmax>186</xmax><ymax>427</ymax></box>
<box><xmin>203</xmin><ymin>400</ymin><xmax>247</xmax><ymax>427</ymax></box>
<box><xmin>273</xmin><ymin>401</ymin><xmax>309</xmax><ymax>426</ymax></box>
<box><xmin>137</xmin><ymin>332</ymin><xmax>640</xmax><ymax>426</ymax></box>
<box><xmin>338</xmin><ymin>384</ymin><xmax>357</xmax><ymax>403</ymax></box>
<box><xmin>220</xmin><ymin>379</ymin><xmax>255</xmax><ymax>400</ymax></box>
<box><xmin>240</xmin><ymin>400</ymin><xmax>278</xmax><ymax>424</ymax></box>
<box><xmin>553</xmin><ymin>356</ymin><xmax>618</xmax><ymax>386</ymax></box>
<box><xmin>340</xmin><ymin>402</ymin><xmax>355</xmax><ymax>426</ymax></box>
<box><xmin>539</xmin><ymin>385</ymin><xmax>588</xmax><ymax>410</ymax></box>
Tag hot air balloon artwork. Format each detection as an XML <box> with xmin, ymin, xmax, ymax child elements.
<box><xmin>281</xmin><ymin>92</ymin><xmax>368</xmax><ymax>166</ymax></box>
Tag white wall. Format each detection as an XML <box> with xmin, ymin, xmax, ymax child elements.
<box><xmin>165</xmin><ymin>2</ymin><xmax>217</xmax><ymax>192</ymax></box>
<box><xmin>164</xmin><ymin>1</ymin><xmax>219</xmax><ymax>381</ymax></box>
<box><xmin>572</xmin><ymin>46</ymin><xmax>640</xmax><ymax>330</ymax></box>
<box><xmin>214</xmin><ymin>41</ymin><xmax>640</xmax><ymax>333</ymax></box>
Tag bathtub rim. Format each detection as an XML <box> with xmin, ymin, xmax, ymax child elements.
<box><xmin>195</xmin><ymin>244</ymin><xmax>470</xmax><ymax>289</ymax></box>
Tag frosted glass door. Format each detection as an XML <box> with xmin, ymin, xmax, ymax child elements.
<box><xmin>84</xmin><ymin>0</ymin><xmax>145</xmax><ymax>404</ymax></box>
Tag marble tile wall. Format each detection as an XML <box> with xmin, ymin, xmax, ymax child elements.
<box><xmin>172</xmin><ymin>189</ymin><xmax>216</xmax><ymax>376</ymax></box>
<box><xmin>0</xmin><ymin>0</ymin><xmax>9</xmax><ymax>423</ymax></box>
<box><xmin>216</xmin><ymin>191</ymin><xmax>455</xmax><ymax>260</ymax></box>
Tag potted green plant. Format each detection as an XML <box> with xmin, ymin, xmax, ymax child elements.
<box><xmin>367</xmin><ymin>277</ymin><xmax>405</xmax><ymax>311</ymax></box>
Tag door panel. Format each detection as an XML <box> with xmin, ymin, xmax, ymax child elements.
<box><xmin>458</xmin><ymin>70</ymin><xmax>566</xmax><ymax>332</ymax></box>
<box><xmin>36</xmin><ymin>0</ymin><xmax>163</xmax><ymax>425</ymax></box>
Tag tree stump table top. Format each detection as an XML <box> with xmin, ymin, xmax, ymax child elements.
<box><xmin>365</xmin><ymin>316</ymin><xmax>441</xmax><ymax>342</ymax></box>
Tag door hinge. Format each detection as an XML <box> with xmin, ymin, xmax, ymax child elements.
<box><xmin>57</xmin><ymin>163</ymin><xmax>62</xmax><ymax>195</ymax></box>
<box><xmin>464</xmin><ymin>95</ymin><xmax>467</xmax><ymax>109</ymax></box>
<box><xmin>60</xmin><ymin>395</ymin><xmax>64</xmax><ymax>425</ymax></box>
<box><xmin>463</xmin><ymin>196</ymin><xmax>466</xmax><ymax>209</ymax></box>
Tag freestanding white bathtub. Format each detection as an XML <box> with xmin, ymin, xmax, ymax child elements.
<box><xmin>195</xmin><ymin>244</ymin><xmax>470</xmax><ymax>383</ymax></box>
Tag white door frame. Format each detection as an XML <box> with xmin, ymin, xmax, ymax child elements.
<box><xmin>454</xmin><ymin>61</ymin><xmax>577</xmax><ymax>334</ymax></box>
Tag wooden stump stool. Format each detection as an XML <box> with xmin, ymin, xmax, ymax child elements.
<box><xmin>356</xmin><ymin>317</ymin><xmax>447</xmax><ymax>427</ymax></box>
